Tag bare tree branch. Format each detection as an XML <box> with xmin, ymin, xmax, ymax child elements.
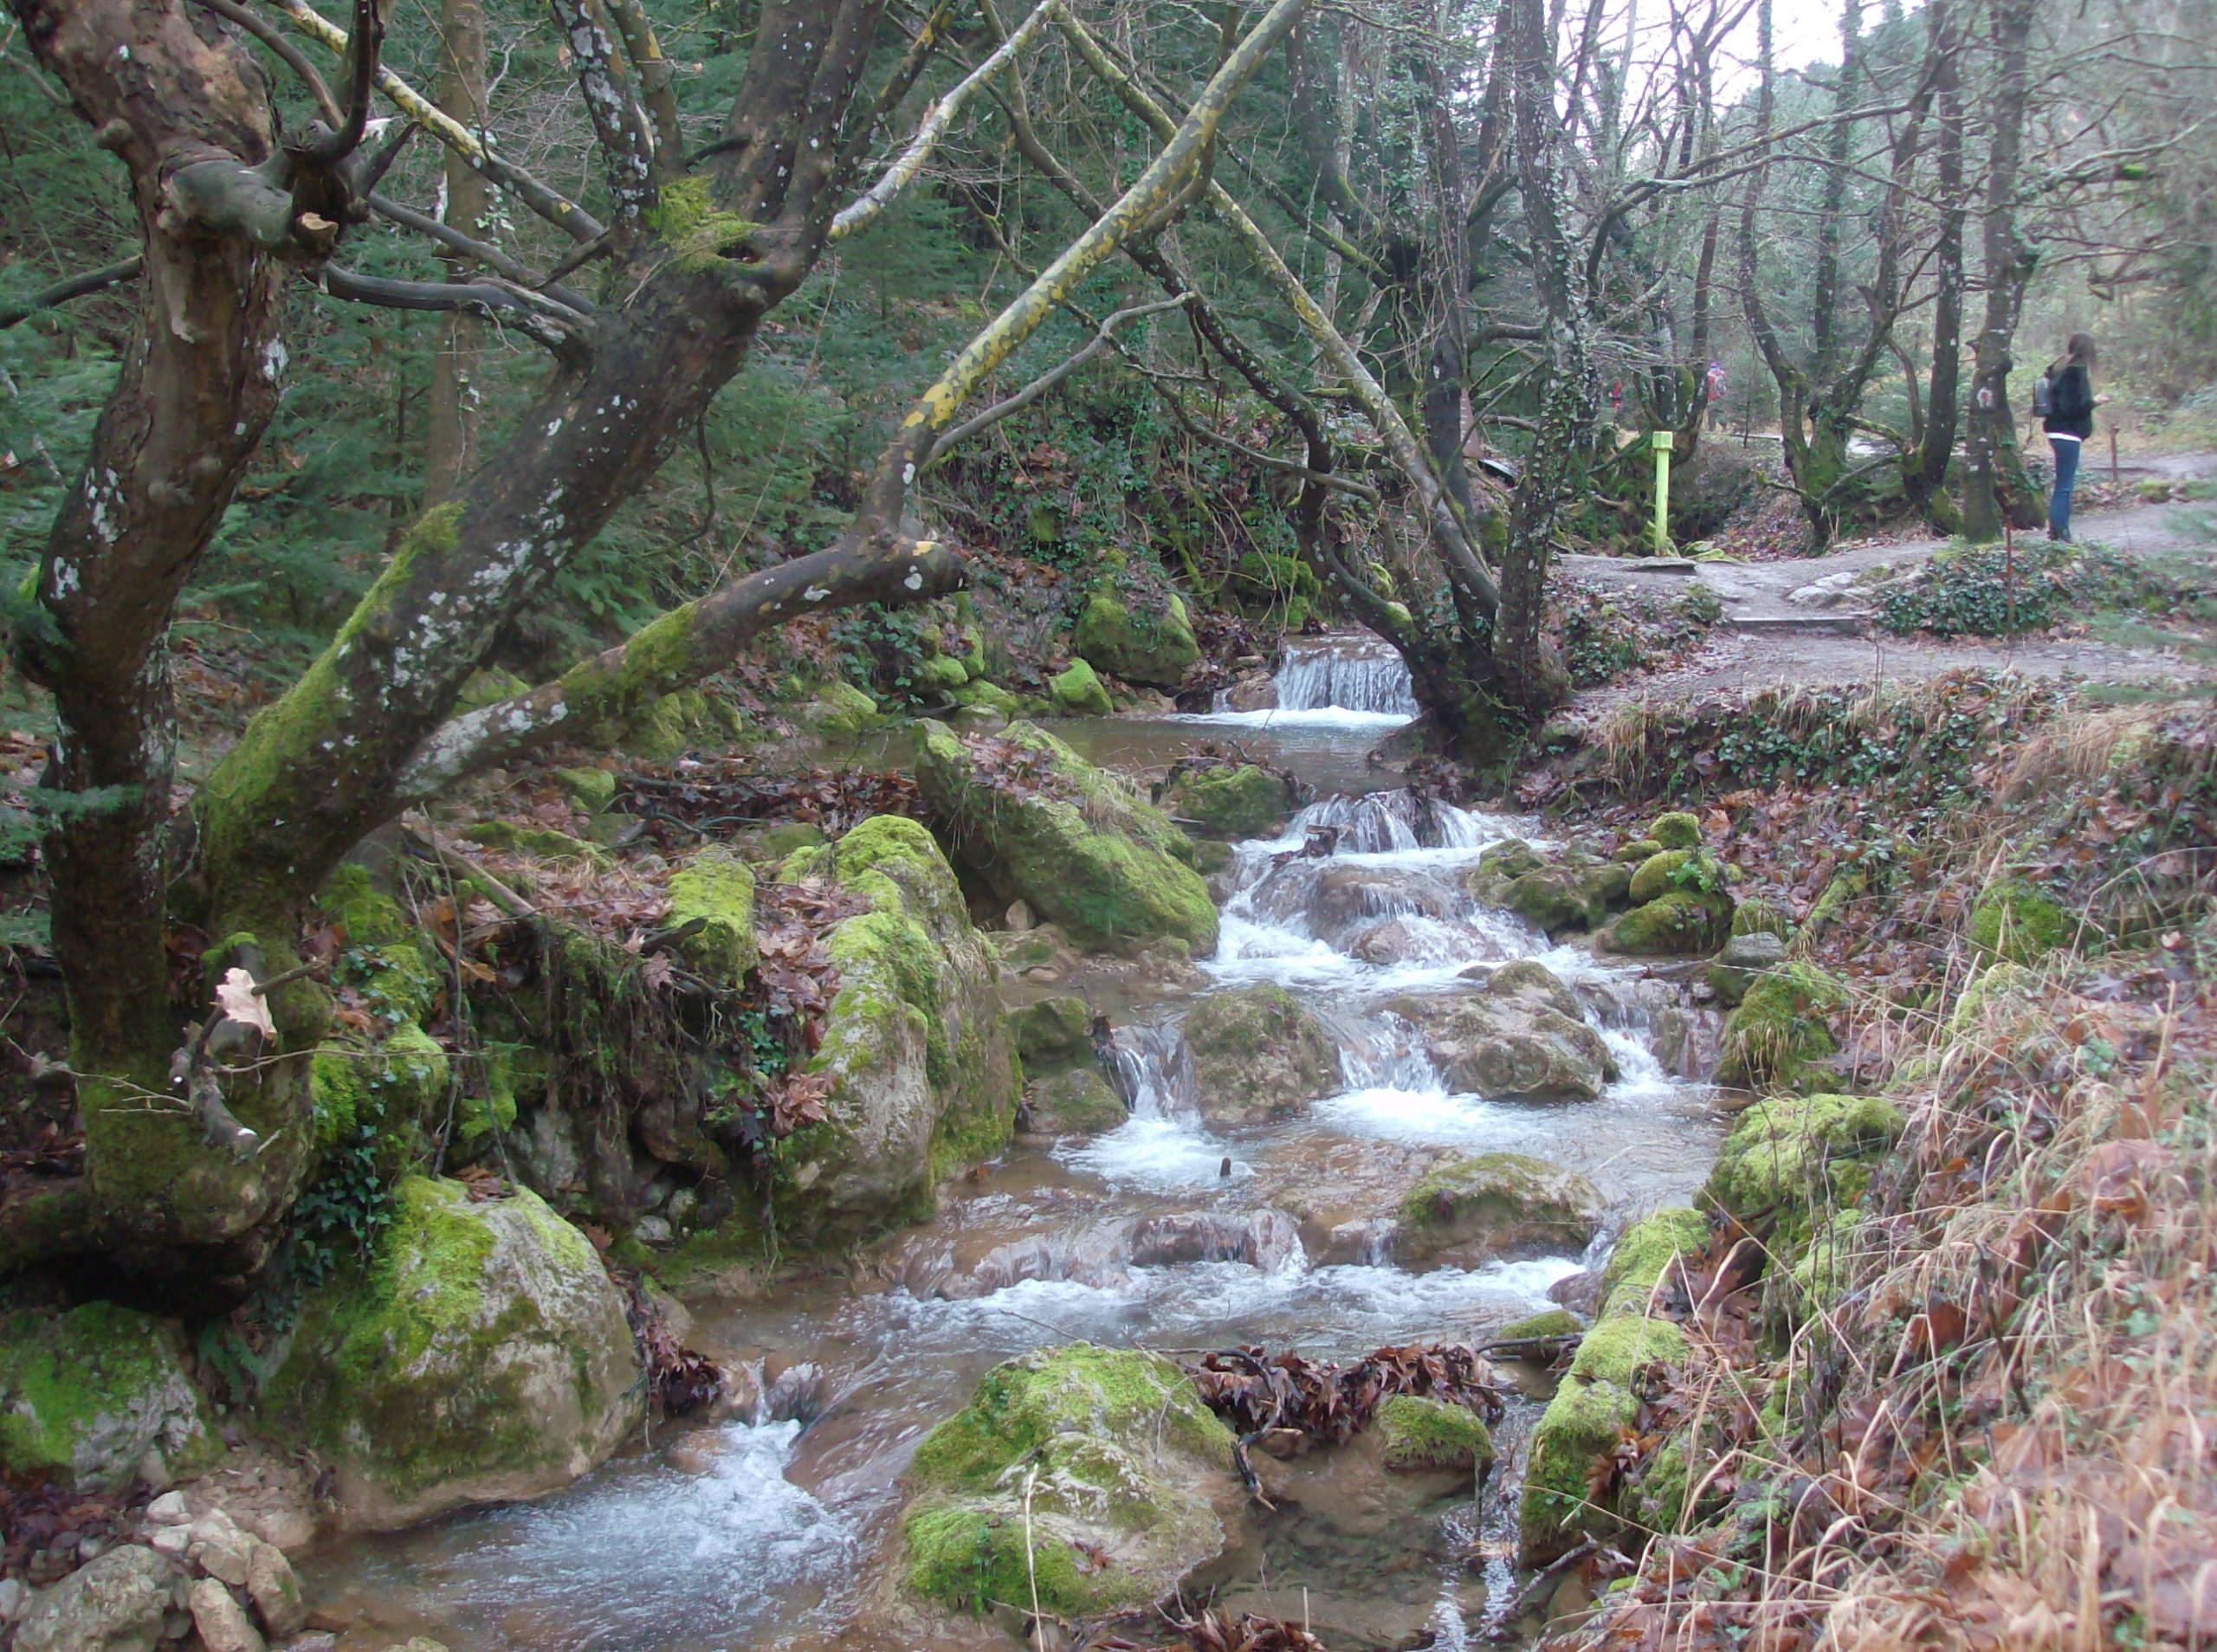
<box><xmin>0</xmin><ymin>256</ymin><xmax>143</xmax><ymax>331</ymax></box>
<box><xmin>831</xmin><ymin>0</ymin><xmax>1059</xmax><ymax>242</ymax></box>
<box><xmin>928</xmin><ymin>292</ymin><xmax>1194</xmax><ymax>455</ymax></box>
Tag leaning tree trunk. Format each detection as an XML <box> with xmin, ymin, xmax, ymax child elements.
<box><xmin>5</xmin><ymin>0</ymin><xmax>295</xmax><ymax>1284</ymax></box>
<box><xmin>1962</xmin><ymin>0</ymin><xmax>2043</xmax><ymax>541</ymax></box>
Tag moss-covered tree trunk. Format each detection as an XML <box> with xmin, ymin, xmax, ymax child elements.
<box><xmin>1962</xmin><ymin>0</ymin><xmax>2044</xmax><ymax>542</ymax></box>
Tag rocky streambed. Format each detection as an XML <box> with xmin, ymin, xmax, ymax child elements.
<box><xmin>288</xmin><ymin>638</ymin><xmax>1752</xmax><ymax>1652</ymax></box>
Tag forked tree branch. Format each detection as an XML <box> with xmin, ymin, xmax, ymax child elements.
<box><xmin>262</xmin><ymin>0</ymin><xmax>605</xmax><ymax>242</ymax></box>
<box><xmin>928</xmin><ymin>292</ymin><xmax>1194</xmax><ymax>456</ymax></box>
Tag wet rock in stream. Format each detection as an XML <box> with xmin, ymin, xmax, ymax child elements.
<box><xmin>1394</xmin><ymin>1152</ymin><xmax>1605</xmax><ymax>1270</ymax></box>
<box><xmin>1180</xmin><ymin>984</ymin><xmax>1342</xmax><ymax>1126</ymax></box>
<box><xmin>1386</xmin><ymin>961</ymin><xmax>1619</xmax><ymax>1102</ymax></box>
<box><xmin>896</xmin><ymin>1345</ymin><xmax>1238</xmax><ymax>1619</ymax></box>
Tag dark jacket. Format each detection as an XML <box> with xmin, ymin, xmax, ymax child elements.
<box><xmin>2044</xmin><ymin>363</ymin><xmax>2094</xmax><ymax>441</ymax></box>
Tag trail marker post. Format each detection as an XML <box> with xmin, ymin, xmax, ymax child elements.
<box><xmin>1651</xmin><ymin>429</ymin><xmax>1674</xmax><ymax>555</ymax></box>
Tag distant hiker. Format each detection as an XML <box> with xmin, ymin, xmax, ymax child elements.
<box><xmin>1704</xmin><ymin>360</ymin><xmax>1727</xmax><ymax>430</ymax></box>
<box><xmin>1609</xmin><ymin>380</ymin><xmax>1624</xmax><ymax>421</ymax></box>
<box><xmin>2038</xmin><ymin>332</ymin><xmax>2100</xmax><ymax>542</ymax></box>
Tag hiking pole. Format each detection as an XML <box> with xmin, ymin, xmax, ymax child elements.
<box><xmin>2005</xmin><ymin>516</ymin><xmax>2017</xmax><ymax>639</ymax></box>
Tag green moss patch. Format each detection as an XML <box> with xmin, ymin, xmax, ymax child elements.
<box><xmin>1968</xmin><ymin>879</ymin><xmax>2071</xmax><ymax>963</ymax></box>
<box><xmin>1378</xmin><ymin>1395</ymin><xmax>1495</xmax><ymax>1473</ymax></box>
<box><xmin>1714</xmin><ymin>961</ymin><xmax>1847</xmax><ymax>1090</ymax></box>
<box><xmin>0</xmin><ymin>1303</ymin><xmax>220</xmax><ymax>1492</ymax></box>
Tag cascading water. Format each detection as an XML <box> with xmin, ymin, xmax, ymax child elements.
<box><xmin>1270</xmin><ymin>636</ymin><xmax>1420</xmax><ymax>715</ymax></box>
<box><xmin>1205</xmin><ymin>633</ymin><xmax>1420</xmax><ymax>723</ymax></box>
<box><xmin>301</xmin><ymin>640</ymin><xmax>1727</xmax><ymax>1652</ymax></box>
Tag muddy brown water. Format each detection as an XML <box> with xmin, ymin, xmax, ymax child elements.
<box><xmin>302</xmin><ymin>640</ymin><xmax>1729</xmax><ymax>1652</ymax></box>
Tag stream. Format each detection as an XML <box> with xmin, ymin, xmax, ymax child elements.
<box><xmin>303</xmin><ymin>637</ymin><xmax>1726</xmax><ymax>1652</ymax></box>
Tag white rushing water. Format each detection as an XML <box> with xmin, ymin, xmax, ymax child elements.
<box><xmin>1195</xmin><ymin>634</ymin><xmax>1420</xmax><ymax>727</ymax></box>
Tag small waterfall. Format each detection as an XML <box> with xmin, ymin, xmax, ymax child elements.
<box><xmin>1101</xmin><ymin>1020</ymin><xmax>1189</xmax><ymax>1120</ymax></box>
<box><xmin>1277</xmin><ymin>791</ymin><xmax>1503</xmax><ymax>855</ymax></box>
<box><xmin>1272</xmin><ymin>636</ymin><xmax>1420</xmax><ymax>714</ymax></box>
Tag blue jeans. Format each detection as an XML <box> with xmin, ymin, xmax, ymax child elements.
<box><xmin>2048</xmin><ymin>436</ymin><xmax>2081</xmax><ymax>540</ymax></box>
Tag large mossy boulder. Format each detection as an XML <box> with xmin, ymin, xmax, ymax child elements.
<box><xmin>1390</xmin><ymin>964</ymin><xmax>1617</xmax><ymax>1101</ymax></box>
<box><xmin>775</xmin><ymin>816</ymin><xmax>1022</xmax><ymax>1242</ymax></box>
<box><xmin>914</xmin><ymin>720</ymin><xmax>1216</xmax><ymax>956</ymax></box>
<box><xmin>1713</xmin><ymin>961</ymin><xmax>1846</xmax><ymax>1089</ymax></box>
<box><xmin>1395</xmin><ymin>1152</ymin><xmax>1604</xmax><ymax>1270</ymax></box>
<box><xmin>798</xmin><ymin>680</ymin><xmax>882</xmax><ymax>739</ymax></box>
<box><xmin>12</xmin><ymin>1545</ymin><xmax>178</xmax><ymax>1652</ymax></box>
<box><xmin>900</xmin><ymin>1345</ymin><xmax>1236</xmax><ymax>1618</ymax></box>
<box><xmin>1702</xmin><ymin>1092</ymin><xmax>1902</xmax><ymax>1266</ymax></box>
<box><xmin>1071</xmin><ymin>590</ymin><xmax>1200</xmax><ymax>689</ymax></box>
<box><xmin>265</xmin><ymin>1175</ymin><xmax>642</xmax><ymax>1529</ymax></box>
<box><xmin>1160</xmin><ymin>765</ymin><xmax>1293</xmax><ymax>841</ymax></box>
<box><xmin>0</xmin><ymin>1304</ymin><xmax>220</xmax><ymax>1493</ymax></box>
<box><xmin>1180</xmin><ymin>983</ymin><xmax>1341</xmax><ymax>1126</ymax></box>
<box><xmin>1020</xmin><ymin>1065</ymin><xmax>1129</xmax><ymax>1137</ymax></box>
<box><xmin>1520</xmin><ymin>1314</ymin><xmax>1690</xmax><ymax>1565</ymax></box>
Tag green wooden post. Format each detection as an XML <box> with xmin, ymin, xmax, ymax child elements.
<box><xmin>1651</xmin><ymin>429</ymin><xmax>1674</xmax><ymax>555</ymax></box>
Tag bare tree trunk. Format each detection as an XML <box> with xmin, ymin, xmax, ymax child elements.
<box><xmin>1907</xmin><ymin>0</ymin><xmax>1964</xmax><ymax>531</ymax></box>
<box><xmin>1962</xmin><ymin>0</ymin><xmax>2044</xmax><ymax>541</ymax></box>
<box><xmin>424</xmin><ymin>0</ymin><xmax>488</xmax><ymax>506</ymax></box>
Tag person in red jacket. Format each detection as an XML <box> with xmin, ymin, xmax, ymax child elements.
<box><xmin>2041</xmin><ymin>332</ymin><xmax>2098</xmax><ymax>542</ymax></box>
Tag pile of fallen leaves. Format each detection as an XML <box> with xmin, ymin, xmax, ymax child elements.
<box><xmin>615</xmin><ymin>1269</ymin><xmax>723</xmax><ymax>1417</ymax></box>
<box><xmin>615</xmin><ymin>761</ymin><xmax>918</xmax><ymax>851</ymax></box>
<box><xmin>1181</xmin><ymin>1343</ymin><xmax>1503</xmax><ymax>1447</ymax></box>
<box><xmin>0</xmin><ymin>1476</ymin><xmax>145</xmax><ymax>1586</ymax></box>
<box><xmin>745</xmin><ymin>877</ymin><xmax>867</xmax><ymax>1134</ymax></box>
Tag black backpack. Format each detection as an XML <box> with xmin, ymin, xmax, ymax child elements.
<box><xmin>2031</xmin><ymin>371</ymin><xmax>2054</xmax><ymax>419</ymax></box>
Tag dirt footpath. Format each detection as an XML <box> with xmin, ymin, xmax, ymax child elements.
<box><xmin>1563</xmin><ymin>455</ymin><xmax>2217</xmax><ymax>712</ymax></box>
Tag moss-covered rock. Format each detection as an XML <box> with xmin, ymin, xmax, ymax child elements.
<box><xmin>781</xmin><ymin>816</ymin><xmax>1021</xmax><ymax>1244</ymax></box>
<box><xmin>1047</xmin><ymin>658</ymin><xmax>1115</xmax><ymax>717</ymax></box>
<box><xmin>462</xmin><ymin>821</ymin><xmax>611</xmax><ymax>866</ymax></box>
<box><xmin>1160</xmin><ymin>765</ymin><xmax>1293</xmax><ymax>841</ymax></box>
<box><xmin>1597</xmin><ymin>1207</ymin><xmax>1710</xmax><ymax>1317</ymax></box>
<box><xmin>1647</xmin><ymin>811</ymin><xmax>1702</xmax><ymax>850</ymax></box>
<box><xmin>1703</xmin><ymin>1092</ymin><xmax>1901</xmax><ymax>1270</ymax></box>
<box><xmin>557</xmin><ymin>766</ymin><xmax>619</xmax><ymax>814</ymax></box>
<box><xmin>1968</xmin><ymin>878</ymin><xmax>2070</xmax><ymax>963</ymax></box>
<box><xmin>1520</xmin><ymin>1313</ymin><xmax>1690</xmax><ymax>1565</ymax></box>
<box><xmin>1180</xmin><ymin>984</ymin><xmax>1341</xmax><ymax>1126</ymax></box>
<box><xmin>0</xmin><ymin>1304</ymin><xmax>220</xmax><ymax>1493</ymax></box>
<box><xmin>1731</xmin><ymin>897</ymin><xmax>1793</xmax><ymax>941</ymax></box>
<box><xmin>1462</xmin><ymin>838</ymin><xmax>1549</xmax><ymax>904</ymax></box>
<box><xmin>1602</xmin><ymin>890</ymin><xmax>1733</xmax><ymax>957</ymax></box>
<box><xmin>1628</xmin><ymin>849</ymin><xmax>1692</xmax><ymax>906</ymax></box>
<box><xmin>666</xmin><ymin>845</ymin><xmax>759</xmax><ymax>986</ymax></box>
<box><xmin>799</xmin><ymin>680</ymin><xmax>881</xmax><ymax>739</ymax></box>
<box><xmin>1390</xmin><ymin>968</ymin><xmax>1618</xmax><ymax>1101</ymax></box>
<box><xmin>1613</xmin><ymin>837</ymin><xmax>1664</xmax><ymax>864</ymax></box>
<box><xmin>1713</xmin><ymin>961</ymin><xmax>1846</xmax><ymax>1089</ymax></box>
<box><xmin>1493</xmin><ymin>1307</ymin><xmax>1586</xmax><ymax>1344</ymax></box>
<box><xmin>900</xmin><ymin>1345</ymin><xmax>1235</xmax><ymax>1617</ymax></box>
<box><xmin>1377</xmin><ymin>1396</ymin><xmax>1495</xmax><ymax>1473</ymax></box>
<box><xmin>1007</xmin><ymin>995</ymin><xmax>1094</xmax><ymax>1068</ymax></box>
<box><xmin>952</xmin><ymin>679</ymin><xmax>1025</xmax><ymax>718</ymax></box>
<box><xmin>1502</xmin><ymin>861</ymin><xmax>1630</xmax><ymax>934</ymax></box>
<box><xmin>914</xmin><ymin>720</ymin><xmax>1216</xmax><ymax>956</ymax></box>
<box><xmin>915</xmin><ymin>654</ymin><xmax>971</xmax><ymax>695</ymax></box>
<box><xmin>265</xmin><ymin>1176</ymin><xmax>641</xmax><ymax>1529</ymax></box>
<box><xmin>1706</xmin><ymin>930</ymin><xmax>1788</xmax><ymax>1007</ymax></box>
<box><xmin>1396</xmin><ymin>1153</ymin><xmax>1604</xmax><ymax>1270</ymax></box>
<box><xmin>1071</xmin><ymin>590</ymin><xmax>1201</xmax><ymax>689</ymax></box>
<box><xmin>1020</xmin><ymin>1066</ymin><xmax>1128</xmax><ymax>1137</ymax></box>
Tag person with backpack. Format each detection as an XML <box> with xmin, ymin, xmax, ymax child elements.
<box><xmin>2036</xmin><ymin>332</ymin><xmax>2100</xmax><ymax>542</ymax></box>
